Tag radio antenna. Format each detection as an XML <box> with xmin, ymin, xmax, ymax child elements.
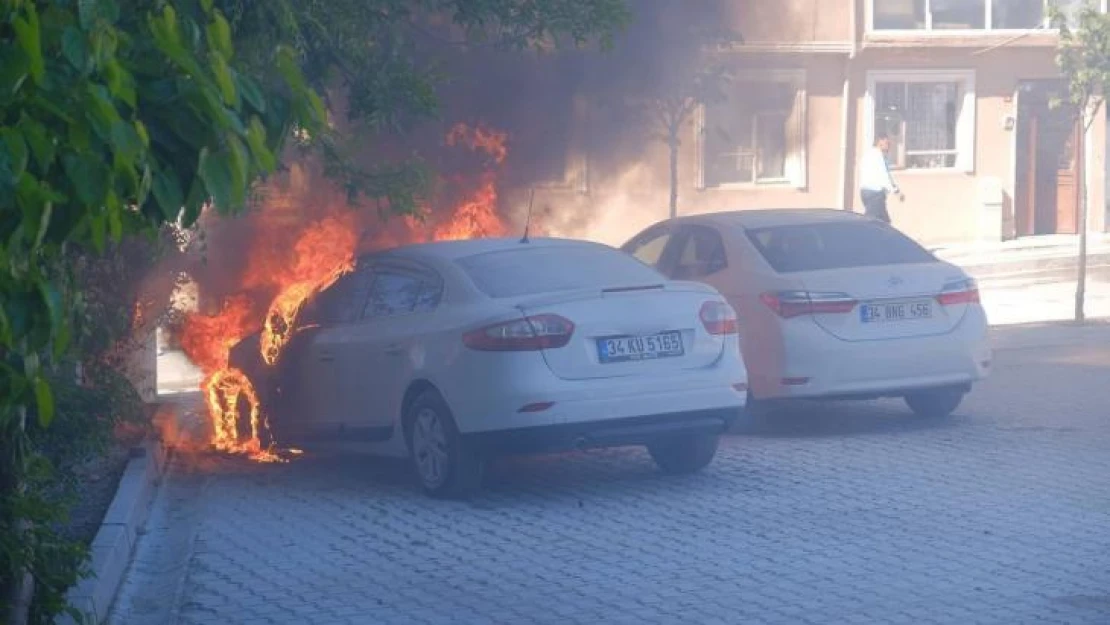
<box><xmin>520</xmin><ymin>187</ymin><xmax>536</xmax><ymax>243</ymax></box>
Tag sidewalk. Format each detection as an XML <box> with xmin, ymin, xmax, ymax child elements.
<box><xmin>932</xmin><ymin>233</ymin><xmax>1110</xmax><ymax>283</ymax></box>
<box><xmin>979</xmin><ymin>277</ymin><xmax>1110</xmax><ymax>326</ymax></box>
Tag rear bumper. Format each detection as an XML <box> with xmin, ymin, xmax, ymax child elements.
<box><xmin>765</xmin><ymin>314</ymin><xmax>991</xmax><ymax>400</ymax></box>
<box><xmin>465</xmin><ymin>408</ymin><xmax>737</xmax><ymax>454</ymax></box>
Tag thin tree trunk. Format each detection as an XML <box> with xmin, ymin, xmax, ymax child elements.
<box><xmin>668</xmin><ymin>134</ymin><xmax>679</xmax><ymax>220</ymax></box>
<box><xmin>1076</xmin><ymin>121</ymin><xmax>1088</xmax><ymax>322</ymax></box>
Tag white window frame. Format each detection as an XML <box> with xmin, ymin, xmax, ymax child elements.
<box><xmin>864</xmin><ymin>69</ymin><xmax>977</xmax><ymax>173</ymax></box>
<box><xmin>695</xmin><ymin>68</ymin><xmax>808</xmax><ymax>190</ymax></box>
<box><xmin>867</xmin><ymin>0</ymin><xmax>1108</xmax><ymax>33</ymax></box>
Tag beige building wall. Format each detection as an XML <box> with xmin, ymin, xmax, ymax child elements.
<box><xmin>546</xmin><ymin>0</ymin><xmax>1107</xmax><ymax>247</ymax></box>
<box><xmin>848</xmin><ymin>45</ymin><xmax>1107</xmax><ymax>245</ymax></box>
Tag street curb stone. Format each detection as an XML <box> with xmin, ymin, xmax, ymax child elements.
<box><xmin>990</xmin><ymin>318</ymin><xmax>1110</xmax><ymax>352</ymax></box>
<box><xmin>58</xmin><ymin>439</ymin><xmax>170</xmax><ymax>625</ymax></box>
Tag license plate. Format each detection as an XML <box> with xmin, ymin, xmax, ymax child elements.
<box><xmin>860</xmin><ymin>300</ymin><xmax>934</xmax><ymax>323</ymax></box>
<box><xmin>597</xmin><ymin>331</ymin><xmax>684</xmax><ymax>363</ymax></box>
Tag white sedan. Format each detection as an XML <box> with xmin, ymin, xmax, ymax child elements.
<box><xmin>230</xmin><ymin>237</ymin><xmax>747</xmax><ymax>497</ymax></box>
<box><xmin>621</xmin><ymin>209</ymin><xmax>991</xmax><ymax>418</ymax></box>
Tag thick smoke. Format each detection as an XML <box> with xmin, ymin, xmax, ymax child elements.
<box><xmin>176</xmin><ymin>0</ymin><xmax>732</xmax><ymax>314</ymax></box>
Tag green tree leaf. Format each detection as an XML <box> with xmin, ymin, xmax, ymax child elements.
<box><xmin>207</xmin><ymin>12</ymin><xmax>233</xmax><ymax>59</ymax></box>
<box><xmin>62</xmin><ymin>153</ymin><xmax>110</xmax><ymax>206</ymax></box>
<box><xmin>13</xmin><ymin>4</ymin><xmax>44</xmax><ymax>85</ymax></box>
<box><xmin>151</xmin><ymin>167</ymin><xmax>184</xmax><ymax>220</ymax></box>
<box><xmin>33</xmin><ymin>376</ymin><xmax>54</xmax><ymax>428</ymax></box>
<box><xmin>20</xmin><ymin>114</ymin><xmax>56</xmax><ymax>172</ymax></box>
<box><xmin>109</xmin><ymin>121</ymin><xmax>143</xmax><ymax>161</ymax></box>
<box><xmin>62</xmin><ymin>26</ymin><xmax>89</xmax><ymax>74</ymax></box>
<box><xmin>2</xmin><ymin>128</ymin><xmax>30</xmax><ymax>181</ymax></box>
<box><xmin>197</xmin><ymin>147</ymin><xmax>235</xmax><ymax>211</ymax></box>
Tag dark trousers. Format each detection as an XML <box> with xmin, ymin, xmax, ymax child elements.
<box><xmin>860</xmin><ymin>189</ymin><xmax>891</xmax><ymax>224</ymax></box>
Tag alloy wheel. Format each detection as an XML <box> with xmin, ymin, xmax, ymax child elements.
<box><xmin>412</xmin><ymin>407</ymin><xmax>450</xmax><ymax>488</ymax></box>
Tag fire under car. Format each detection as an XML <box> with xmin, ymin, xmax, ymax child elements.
<box><xmin>228</xmin><ymin>237</ymin><xmax>748</xmax><ymax>498</ymax></box>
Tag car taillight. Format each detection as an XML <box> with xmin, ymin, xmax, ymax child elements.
<box><xmin>462</xmin><ymin>314</ymin><xmax>575</xmax><ymax>351</ymax></box>
<box><xmin>760</xmin><ymin>291</ymin><xmax>858</xmax><ymax>319</ymax></box>
<box><xmin>700</xmin><ymin>301</ymin><xmax>738</xmax><ymax>335</ymax></box>
<box><xmin>936</xmin><ymin>278</ymin><xmax>980</xmax><ymax>306</ymax></box>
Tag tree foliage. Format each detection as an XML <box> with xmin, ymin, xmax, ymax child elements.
<box><xmin>1051</xmin><ymin>0</ymin><xmax>1109</xmax><ymax>131</ymax></box>
<box><xmin>0</xmin><ymin>0</ymin><xmax>629</xmax><ymax>620</ymax></box>
<box><xmin>211</xmin><ymin>0</ymin><xmax>631</xmax><ymax>212</ymax></box>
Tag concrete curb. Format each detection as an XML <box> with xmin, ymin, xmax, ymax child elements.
<box><xmin>59</xmin><ymin>439</ymin><xmax>170</xmax><ymax>625</ymax></box>
<box><xmin>990</xmin><ymin>318</ymin><xmax>1110</xmax><ymax>352</ymax></box>
<box><xmin>950</xmin><ymin>251</ymin><xmax>1110</xmax><ymax>281</ymax></box>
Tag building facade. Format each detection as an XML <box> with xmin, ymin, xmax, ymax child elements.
<box><xmin>551</xmin><ymin>0</ymin><xmax>1110</xmax><ymax>247</ymax></box>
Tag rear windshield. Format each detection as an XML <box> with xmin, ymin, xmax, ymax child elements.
<box><xmin>457</xmin><ymin>244</ymin><xmax>664</xmax><ymax>298</ymax></box>
<box><xmin>745</xmin><ymin>221</ymin><xmax>936</xmax><ymax>273</ymax></box>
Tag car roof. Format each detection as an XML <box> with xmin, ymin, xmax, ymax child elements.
<box><xmin>673</xmin><ymin>208</ymin><xmax>869</xmax><ymax>230</ymax></box>
<box><xmin>370</xmin><ymin>236</ymin><xmax>608</xmax><ymax>264</ymax></box>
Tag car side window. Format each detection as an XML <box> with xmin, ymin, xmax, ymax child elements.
<box><xmin>624</xmin><ymin>228</ymin><xmax>673</xmax><ymax>268</ymax></box>
<box><xmin>311</xmin><ymin>261</ymin><xmax>375</xmax><ymax>326</ymax></box>
<box><xmin>671</xmin><ymin>226</ymin><xmax>728</xmax><ymax>280</ymax></box>
<box><xmin>363</xmin><ymin>265</ymin><xmax>443</xmax><ymax>318</ymax></box>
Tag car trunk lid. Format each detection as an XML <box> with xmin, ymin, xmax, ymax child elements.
<box><xmin>513</xmin><ymin>282</ymin><xmax>728</xmax><ymax>381</ymax></box>
<box><xmin>795</xmin><ymin>263</ymin><xmax>976</xmax><ymax>342</ymax></box>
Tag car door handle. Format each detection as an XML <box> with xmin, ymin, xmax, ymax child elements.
<box><xmin>384</xmin><ymin>344</ymin><xmax>404</xmax><ymax>356</ymax></box>
<box><xmin>318</xmin><ymin>353</ymin><xmax>335</xmax><ymax>362</ymax></box>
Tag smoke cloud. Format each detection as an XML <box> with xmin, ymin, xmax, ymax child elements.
<box><xmin>175</xmin><ymin>0</ymin><xmax>734</xmax><ymax>314</ymax></box>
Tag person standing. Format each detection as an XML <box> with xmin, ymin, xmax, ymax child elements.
<box><xmin>859</xmin><ymin>133</ymin><xmax>904</xmax><ymax>224</ymax></box>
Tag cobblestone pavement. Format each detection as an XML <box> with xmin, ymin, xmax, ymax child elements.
<box><xmin>110</xmin><ymin>324</ymin><xmax>1110</xmax><ymax>625</ymax></box>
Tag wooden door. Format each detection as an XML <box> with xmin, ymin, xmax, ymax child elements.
<box><xmin>1054</xmin><ymin>120</ymin><xmax>1081</xmax><ymax>234</ymax></box>
<box><xmin>1016</xmin><ymin>80</ymin><xmax>1082</xmax><ymax>236</ymax></box>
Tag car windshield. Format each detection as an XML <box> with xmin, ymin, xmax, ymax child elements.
<box><xmin>745</xmin><ymin>221</ymin><xmax>936</xmax><ymax>273</ymax></box>
<box><xmin>457</xmin><ymin>244</ymin><xmax>664</xmax><ymax>298</ymax></box>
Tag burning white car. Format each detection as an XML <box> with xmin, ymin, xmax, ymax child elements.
<box><xmin>229</xmin><ymin>237</ymin><xmax>748</xmax><ymax>497</ymax></box>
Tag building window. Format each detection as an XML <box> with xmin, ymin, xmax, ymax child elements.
<box><xmin>699</xmin><ymin>73</ymin><xmax>807</xmax><ymax>189</ymax></box>
<box><xmin>866</xmin><ymin>70</ymin><xmax>976</xmax><ymax>172</ymax></box>
<box><xmin>871</xmin><ymin>0</ymin><xmax>1090</xmax><ymax>30</ymax></box>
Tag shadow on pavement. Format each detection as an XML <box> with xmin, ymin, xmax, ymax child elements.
<box><xmin>730</xmin><ymin>399</ymin><xmax>963</xmax><ymax>439</ymax></box>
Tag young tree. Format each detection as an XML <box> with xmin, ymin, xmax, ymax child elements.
<box><xmin>1051</xmin><ymin>0</ymin><xmax>1110</xmax><ymax>322</ymax></box>
<box><xmin>650</xmin><ymin>61</ymin><xmax>734</xmax><ymax>219</ymax></box>
<box><xmin>615</xmin><ymin>7</ymin><xmax>739</xmax><ymax>220</ymax></box>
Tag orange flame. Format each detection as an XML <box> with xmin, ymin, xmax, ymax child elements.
<box><xmin>203</xmin><ymin>368</ymin><xmax>281</xmax><ymax>462</ymax></box>
<box><xmin>181</xmin><ymin>123</ymin><xmax>513</xmax><ymax>461</ymax></box>
<box><xmin>433</xmin><ymin>177</ymin><xmax>507</xmax><ymax>241</ymax></box>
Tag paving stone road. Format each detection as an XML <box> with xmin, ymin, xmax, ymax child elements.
<box><xmin>110</xmin><ymin>323</ymin><xmax>1110</xmax><ymax>625</ymax></box>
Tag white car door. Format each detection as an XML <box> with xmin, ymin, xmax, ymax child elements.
<box><xmin>300</xmin><ymin>261</ymin><xmax>376</xmax><ymax>439</ymax></box>
<box><xmin>335</xmin><ymin>261</ymin><xmax>444</xmax><ymax>437</ymax></box>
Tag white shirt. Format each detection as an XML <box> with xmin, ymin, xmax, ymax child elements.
<box><xmin>859</xmin><ymin>146</ymin><xmax>898</xmax><ymax>193</ymax></box>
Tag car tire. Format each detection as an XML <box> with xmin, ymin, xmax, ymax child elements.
<box><xmin>904</xmin><ymin>386</ymin><xmax>965</xmax><ymax>418</ymax></box>
<box><xmin>648</xmin><ymin>432</ymin><xmax>720</xmax><ymax>475</ymax></box>
<box><xmin>233</xmin><ymin>374</ymin><xmax>277</xmax><ymax>450</ymax></box>
<box><xmin>405</xmin><ymin>389</ymin><xmax>484</xmax><ymax>499</ymax></box>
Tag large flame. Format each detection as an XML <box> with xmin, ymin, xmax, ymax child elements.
<box><xmin>179</xmin><ymin>123</ymin><xmax>514</xmax><ymax>460</ymax></box>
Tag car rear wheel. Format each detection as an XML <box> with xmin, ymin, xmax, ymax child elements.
<box><xmin>648</xmin><ymin>432</ymin><xmax>720</xmax><ymax>475</ymax></box>
<box><xmin>406</xmin><ymin>390</ymin><xmax>484</xmax><ymax>499</ymax></box>
<box><xmin>904</xmin><ymin>386</ymin><xmax>965</xmax><ymax>418</ymax></box>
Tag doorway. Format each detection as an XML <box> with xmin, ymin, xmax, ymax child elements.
<box><xmin>1014</xmin><ymin>79</ymin><xmax>1082</xmax><ymax>237</ymax></box>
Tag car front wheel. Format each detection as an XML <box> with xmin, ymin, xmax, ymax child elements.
<box><xmin>406</xmin><ymin>390</ymin><xmax>484</xmax><ymax>499</ymax></box>
<box><xmin>648</xmin><ymin>432</ymin><xmax>720</xmax><ymax>475</ymax></box>
<box><xmin>904</xmin><ymin>386</ymin><xmax>965</xmax><ymax>418</ymax></box>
